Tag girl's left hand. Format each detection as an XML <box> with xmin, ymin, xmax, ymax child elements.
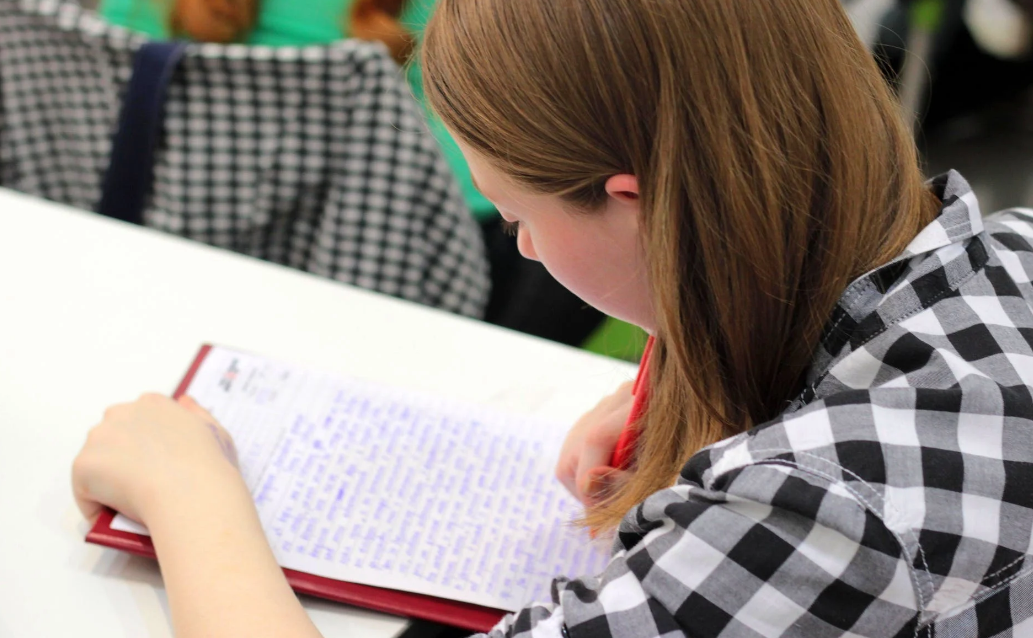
<box><xmin>72</xmin><ymin>394</ymin><xmax>243</xmax><ymax>527</ymax></box>
<box><xmin>74</xmin><ymin>397</ymin><xmax>325</xmax><ymax>638</ymax></box>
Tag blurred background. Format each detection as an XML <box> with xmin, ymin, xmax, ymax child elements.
<box><xmin>33</xmin><ymin>0</ymin><xmax>1033</xmax><ymax>362</ymax></box>
<box><xmin>881</xmin><ymin>0</ymin><xmax>1033</xmax><ymax>210</ymax></box>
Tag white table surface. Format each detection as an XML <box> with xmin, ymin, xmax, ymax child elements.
<box><xmin>0</xmin><ymin>189</ymin><xmax>637</xmax><ymax>638</ymax></box>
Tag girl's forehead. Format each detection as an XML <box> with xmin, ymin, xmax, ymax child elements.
<box><xmin>459</xmin><ymin>143</ymin><xmax>516</xmax><ymax>203</ymax></box>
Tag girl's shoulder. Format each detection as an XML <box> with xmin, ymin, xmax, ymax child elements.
<box><xmin>984</xmin><ymin>206</ymin><xmax>1033</xmax><ymax>245</ymax></box>
<box><xmin>658</xmin><ymin>376</ymin><xmax>1033</xmax><ymax>630</ymax></box>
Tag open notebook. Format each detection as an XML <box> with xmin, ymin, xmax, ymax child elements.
<box><xmin>87</xmin><ymin>345</ymin><xmax>612</xmax><ymax>632</ymax></box>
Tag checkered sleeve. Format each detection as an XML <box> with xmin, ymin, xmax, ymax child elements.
<box><xmin>482</xmin><ymin>460</ymin><xmax>919</xmax><ymax>638</ymax></box>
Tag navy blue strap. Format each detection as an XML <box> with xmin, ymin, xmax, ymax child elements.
<box><xmin>98</xmin><ymin>41</ymin><xmax>188</xmax><ymax>225</ymax></box>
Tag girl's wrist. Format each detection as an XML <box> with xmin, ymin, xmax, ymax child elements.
<box><xmin>143</xmin><ymin>465</ymin><xmax>255</xmax><ymax>542</ymax></box>
<box><xmin>140</xmin><ymin>466</ymin><xmax>318</xmax><ymax>638</ymax></box>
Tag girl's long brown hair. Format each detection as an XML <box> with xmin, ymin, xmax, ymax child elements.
<box><xmin>423</xmin><ymin>0</ymin><xmax>940</xmax><ymax>530</ymax></box>
<box><xmin>167</xmin><ymin>0</ymin><xmax>414</xmax><ymax>63</ymax></box>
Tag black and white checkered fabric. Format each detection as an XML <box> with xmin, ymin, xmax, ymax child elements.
<box><xmin>486</xmin><ymin>171</ymin><xmax>1033</xmax><ymax>638</ymax></box>
<box><xmin>0</xmin><ymin>0</ymin><xmax>489</xmax><ymax>317</ymax></box>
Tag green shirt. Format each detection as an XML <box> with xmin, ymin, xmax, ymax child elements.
<box><xmin>99</xmin><ymin>0</ymin><xmax>496</xmax><ymax>220</ymax></box>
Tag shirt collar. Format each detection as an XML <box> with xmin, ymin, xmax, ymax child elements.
<box><xmin>900</xmin><ymin>170</ymin><xmax>984</xmax><ymax>259</ymax></box>
<box><xmin>797</xmin><ymin>170</ymin><xmax>991</xmax><ymax>404</ymax></box>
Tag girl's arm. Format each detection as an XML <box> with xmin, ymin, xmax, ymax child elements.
<box><xmin>73</xmin><ymin>394</ymin><xmax>323</xmax><ymax>638</ymax></box>
<box><xmin>148</xmin><ymin>478</ymin><xmax>323</xmax><ymax>638</ymax></box>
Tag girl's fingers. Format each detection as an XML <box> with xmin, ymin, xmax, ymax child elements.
<box><xmin>574</xmin><ymin>414</ymin><xmax>625</xmax><ymax>501</ymax></box>
<box><xmin>557</xmin><ymin>380</ymin><xmax>638</xmax><ymax>504</ymax></box>
<box><xmin>179</xmin><ymin>396</ymin><xmax>240</xmax><ymax>467</ymax></box>
<box><xmin>178</xmin><ymin>395</ymin><xmax>216</xmax><ymax>422</ymax></box>
<box><xmin>71</xmin><ymin>452</ymin><xmax>104</xmax><ymax>525</ymax></box>
<box><xmin>73</xmin><ymin>490</ymin><xmax>103</xmax><ymax>526</ymax></box>
<box><xmin>583</xmin><ymin>467</ymin><xmax>628</xmax><ymax>505</ymax></box>
<box><xmin>556</xmin><ymin>455</ymin><xmax>578</xmax><ymax>498</ymax></box>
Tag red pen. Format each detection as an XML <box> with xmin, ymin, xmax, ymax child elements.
<box><xmin>610</xmin><ymin>335</ymin><xmax>654</xmax><ymax>470</ymax></box>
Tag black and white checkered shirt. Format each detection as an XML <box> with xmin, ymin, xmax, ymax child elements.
<box><xmin>0</xmin><ymin>0</ymin><xmax>489</xmax><ymax>317</ymax></box>
<box><xmin>490</xmin><ymin>172</ymin><xmax>1033</xmax><ymax>638</ymax></box>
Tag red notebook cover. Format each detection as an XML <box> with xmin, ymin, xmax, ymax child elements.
<box><xmin>86</xmin><ymin>344</ymin><xmax>507</xmax><ymax>633</ymax></box>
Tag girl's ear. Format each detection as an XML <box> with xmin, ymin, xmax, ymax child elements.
<box><xmin>604</xmin><ymin>174</ymin><xmax>640</xmax><ymax>205</ymax></box>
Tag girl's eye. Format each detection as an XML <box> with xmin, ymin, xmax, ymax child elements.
<box><xmin>502</xmin><ymin>220</ymin><xmax>521</xmax><ymax>237</ymax></box>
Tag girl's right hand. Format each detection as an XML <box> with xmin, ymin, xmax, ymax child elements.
<box><xmin>556</xmin><ymin>381</ymin><xmax>635</xmax><ymax>506</ymax></box>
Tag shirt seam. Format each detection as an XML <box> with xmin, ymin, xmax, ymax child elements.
<box><xmin>965</xmin><ymin>559</ymin><xmax>1033</xmax><ymax>608</ymax></box>
<box><xmin>713</xmin><ymin>449</ymin><xmax>934</xmax><ymax>623</ymax></box>
<box><xmin>726</xmin><ymin>445</ymin><xmax>1033</xmax><ymax>629</ymax></box>
<box><xmin>804</xmin><ymin>245</ymin><xmax>988</xmax><ymax>402</ymax></box>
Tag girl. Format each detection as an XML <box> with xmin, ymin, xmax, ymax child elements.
<box><xmin>73</xmin><ymin>0</ymin><xmax>1033</xmax><ymax>636</ymax></box>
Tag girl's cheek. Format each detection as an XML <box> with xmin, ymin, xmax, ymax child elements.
<box><xmin>517</xmin><ymin>227</ymin><xmax>540</xmax><ymax>261</ymax></box>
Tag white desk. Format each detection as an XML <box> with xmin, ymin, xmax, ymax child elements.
<box><xmin>0</xmin><ymin>189</ymin><xmax>636</xmax><ymax>638</ymax></box>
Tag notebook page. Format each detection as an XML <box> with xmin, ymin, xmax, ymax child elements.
<box><xmin>113</xmin><ymin>346</ymin><xmax>612</xmax><ymax>611</ymax></box>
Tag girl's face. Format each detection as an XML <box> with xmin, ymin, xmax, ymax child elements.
<box><xmin>460</xmin><ymin>143</ymin><xmax>655</xmax><ymax>332</ymax></box>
